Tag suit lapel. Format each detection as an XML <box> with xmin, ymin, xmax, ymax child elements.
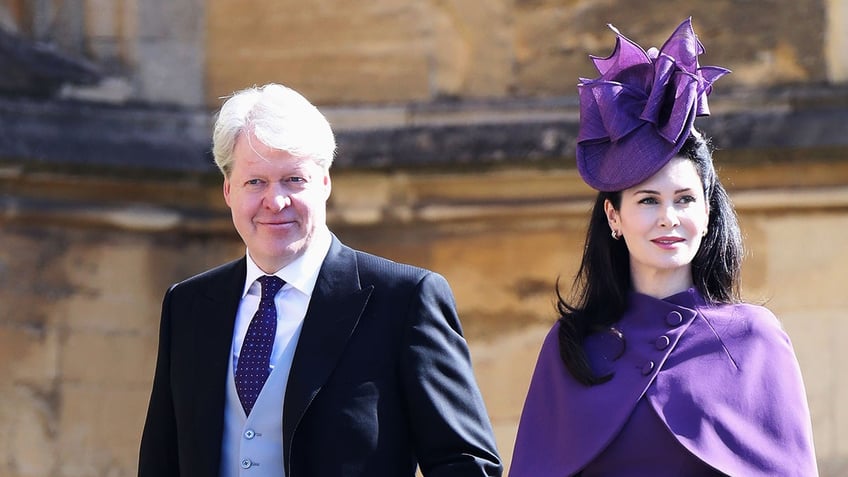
<box><xmin>190</xmin><ymin>258</ymin><xmax>246</xmax><ymax>475</ymax></box>
<box><xmin>282</xmin><ymin>237</ymin><xmax>372</xmax><ymax>465</ymax></box>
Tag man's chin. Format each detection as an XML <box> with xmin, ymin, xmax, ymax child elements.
<box><xmin>269</xmin><ymin>242</ymin><xmax>307</xmax><ymax>261</ymax></box>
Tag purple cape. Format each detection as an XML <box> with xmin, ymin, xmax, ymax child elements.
<box><xmin>510</xmin><ymin>289</ymin><xmax>817</xmax><ymax>476</ymax></box>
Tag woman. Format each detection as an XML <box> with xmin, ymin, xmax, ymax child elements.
<box><xmin>510</xmin><ymin>19</ymin><xmax>817</xmax><ymax>477</ymax></box>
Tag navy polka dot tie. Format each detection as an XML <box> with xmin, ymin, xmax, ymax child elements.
<box><xmin>235</xmin><ymin>275</ymin><xmax>285</xmax><ymax>416</ymax></box>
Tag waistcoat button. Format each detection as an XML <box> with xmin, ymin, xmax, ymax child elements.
<box><xmin>655</xmin><ymin>335</ymin><xmax>671</xmax><ymax>350</ymax></box>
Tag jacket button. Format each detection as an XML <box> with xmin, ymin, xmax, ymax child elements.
<box><xmin>655</xmin><ymin>335</ymin><xmax>671</xmax><ymax>350</ymax></box>
<box><xmin>241</xmin><ymin>459</ymin><xmax>252</xmax><ymax>469</ymax></box>
<box><xmin>666</xmin><ymin>311</ymin><xmax>683</xmax><ymax>326</ymax></box>
<box><xmin>641</xmin><ymin>361</ymin><xmax>655</xmax><ymax>375</ymax></box>
<box><xmin>244</xmin><ymin>429</ymin><xmax>255</xmax><ymax>439</ymax></box>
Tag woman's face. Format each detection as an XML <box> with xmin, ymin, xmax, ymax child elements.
<box><xmin>605</xmin><ymin>156</ymin><xmax>709</xmax><ymax>296</ymax></box>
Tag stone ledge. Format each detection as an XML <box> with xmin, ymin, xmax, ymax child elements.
<box><xmin>2</xmin><ymin>84</ymin><xmax>848</xmax><ymax>177</ymax></box>
<box><xmin>4</xmin><ymin>183</ymin><xmax>847</xmax><ymax>234</ymax></box>
<box><xmin>0</xmin><ymin>96</ymin><xmax>214</xmax><ymax>176</ymax></box>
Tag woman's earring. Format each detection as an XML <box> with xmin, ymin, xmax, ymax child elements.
<box><xmin>702</xmin><ymin>227</ymin><xmax>708</xmax><ymax>237</ymax></box>
<box><xmin>611</xmin><ymin>229</ymin><xmax>620</xmax><ymax>240</ymax></box>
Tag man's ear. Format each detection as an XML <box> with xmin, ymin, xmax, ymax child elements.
<box><xmin>223</xmin><ymin>178</ymin><xmax>232</xmax><ymax>207</ymax></box>
<box><xmin>322</xmin><ymin>173</ymin><xmax>332</xmax><ymax>200</ymax></box>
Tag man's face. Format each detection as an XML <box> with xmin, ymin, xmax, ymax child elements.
<box><xmin>223</xmin><ymin>130</ymin><xmax>331</xmax><ymax>273</ymax></box>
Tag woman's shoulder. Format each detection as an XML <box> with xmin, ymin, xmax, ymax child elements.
<box><xmin>698</xmin><ymin>300</ymin><xmax>794</xmax><ymax>354</ymax></box>
<box><xmin>702</xmin><ymin>301</ymin><xmax>782</xmax><ymax>330</ymax></box>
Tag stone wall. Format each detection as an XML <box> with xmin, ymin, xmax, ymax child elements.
<box><xmin>3</xmin><ymin>157</ymin><xmax>848</xmax><ymax>475</ymax></box>
<box><xmin>4</xmin><ymin>1</ymin><xmax>842</xmax><ymax>104</ymax></box>
<box><xmin>1</xmin><ymin>0</ymin><xmax>848</xmax><ymax>475</ymax></box>
<box><xmin>204</xmin><ymin>0</ymin><xmax>831</xmax><ymax>104</ymax></box>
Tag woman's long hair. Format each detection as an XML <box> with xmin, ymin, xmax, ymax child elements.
<box><xmin>556</xmin><ymin>132</ymin><xmax>744</xmax><ymax>385</ymax></box>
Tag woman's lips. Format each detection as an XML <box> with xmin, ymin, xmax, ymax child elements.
<box><xmin>651</xmin><ymin>236</ymin><xmax>685</xmax><ymax>249</ymax></box>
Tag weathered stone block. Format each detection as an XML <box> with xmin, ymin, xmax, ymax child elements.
<box><xmin>60</xmin><ymin>330</ymin><xmax>153</xmax><ymax>385</ymax></box>
<box><xmin>57</xmin><ymin>385</ymin><xmax>149</xmax><ymax>477</ymax></box>
<box><xmin>206</xmin><ymin>0</ymin><xmax>432</xmax><ymax>104</ymax></box>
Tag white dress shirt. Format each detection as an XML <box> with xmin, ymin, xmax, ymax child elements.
<box><xmin>233</xmin><ymin>226</ymin><xmax>331</xmax><ymax>373</ymax></box>
<box><xmin>219</xmin><ymin>226</ymin><xmax>332</xmax><ymax>477</ymax></box>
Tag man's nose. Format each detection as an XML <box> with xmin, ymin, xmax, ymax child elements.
<box><xmin>266</xmin><ymin>184</ymin><xmax>290</xmax><ymax>211</ymax></box>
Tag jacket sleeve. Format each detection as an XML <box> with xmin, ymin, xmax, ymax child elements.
<box><xmin>138</xmin><ymin>286</ymin><xmax>180</xmax><ymax>477</ymax></box>
<box><xmin>400</xmin><ymin>272</ymin><xmax>503</xmax><ymax>477</ymax></box>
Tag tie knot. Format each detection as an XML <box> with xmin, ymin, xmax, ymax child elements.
<box><xmin>257</xmin><ymin>275</ymin><xmax>285</xmax><ymax>301</ymax></box>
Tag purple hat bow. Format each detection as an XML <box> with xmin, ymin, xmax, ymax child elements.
<box><xmin>576</xmin><ymin>18</ymin><xmax>729</xmax><ymax>191</ymax></box>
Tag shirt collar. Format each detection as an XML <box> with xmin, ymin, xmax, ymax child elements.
<box><xmin>242</xmin><ymin>225</ymin><xmax>333</xmax><ymax>298</ymax></box>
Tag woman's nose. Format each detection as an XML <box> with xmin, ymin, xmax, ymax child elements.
<box><xmin>658</xmin><ymin>206</ymin><xmax>680</xmax><ymax>227</ymax></box>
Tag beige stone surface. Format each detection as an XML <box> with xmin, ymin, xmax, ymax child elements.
<box><xmin>58</xmin><ymin>243</ymin><xmax>161</xmax><ymax>334</ymax></box>
<box><xmin>780</xmin><ymin>310</ymin><xmax>843</xmax><ymax>458</ymax></box>
<box><xmin>759</xmin><ymin>213</ymin><xmax>848</xmax><ymax>309</ymax></box>
<box><xmin>471</xmin><ymin>324</ymin><xmax>552</xmax><ymax>468</ymax></box>
<box><xmin>4</xmin><ymin>169</ymin><xmax>848</xmax><ymax>475</ymax></box>
<box><xmin>56</xmin><ymin>385</ymin><xmax>149</xmax><ymax>476</ymax></box>
<box><xmin>429</xmin><ymin>0</ymin><xmax>514</xmax><ymax>98</ymax></box>
<box><xmin>0</xmin><ymin>223</ymin><xmax>242</xmax><ymax>476</ymax></box>
<box><xmin>1</xmin><ymin>387</ymin><xmax>59</xmax><ymax>477</ymax></box>
<box><xmin>827</xmin><ymin>0</ymin><xmax>848</xmax><ymax>82</ymax></box>
<box><xmin>7</xmin><ymin>0</ymin><xmax>835</xmax><ymax>105</ymax></box>
<box><xmin>205</xmin><ymin>0</ymin><xmax>433</xmax><ymax>104</ymax></box>
<box><xmin>740</xmin><ymin>212</ymin><xmax>848</xmax><ymax>470</ymax></box>
<box><xmin>204</xmin><ymin>0</ymin><xmax>829</xmax><ymax>105</ymax></box>
<box><xmin>3</xmin><ymin>0</ymin><xmax>848</xmax><ymax>474</ymax></box>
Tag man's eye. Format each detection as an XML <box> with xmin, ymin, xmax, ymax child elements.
<box><xmin>287</xmin><ymin>177</ymin><xmax>306</xmax><ymax>183</ymax></box>
<box><xmin>246</xmin><ymin>179</ymin><xmax>262</xmax><ymax>186</ymax></box>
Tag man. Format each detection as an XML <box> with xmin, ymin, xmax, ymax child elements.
<box><xmin>138</xmin><ymin>83</ymin><xmax>502</xmax><ymax>477</ymax></box>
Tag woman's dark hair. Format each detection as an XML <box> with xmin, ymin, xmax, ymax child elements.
<box><xmin>556</xmin><ymin>132</ymin><xmax>744</xmax><ymax>385</ymax></box>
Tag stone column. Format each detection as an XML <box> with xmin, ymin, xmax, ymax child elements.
<box><xmin>131</xmin><ymin>0</ymin><xmax>206</xmax><ymax>106</ymax></box>
<box><xmin>827</xmin><ymin>0</ymin><xmax>848</xmax><ymax>82</ymax></box>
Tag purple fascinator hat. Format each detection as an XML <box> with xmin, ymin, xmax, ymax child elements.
<box><xmin>576</xmin><ymin>18</ymin><xmax>729</xmax><ymax>192</ymax></box>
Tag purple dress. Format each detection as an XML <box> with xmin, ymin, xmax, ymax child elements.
<box><xmin>510</xmin><ymin>289</ymin><xmax>818</xmax><ymax>477</ymax></box>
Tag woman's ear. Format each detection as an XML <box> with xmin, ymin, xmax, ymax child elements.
<box><xmin>604</xmin><ymin>199</ymin><xmax>619</xmax><ymax>230</ymax></box>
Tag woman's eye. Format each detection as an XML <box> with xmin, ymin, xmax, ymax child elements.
<box><xmin>677</xmin><ymin>195</ymin><xmax>697</xmax><ymax>204</ymax></box>
<box><xmin>638</xmin><ymin>197</ymin><xmax>658</xmax><ymax>205</ymax></box>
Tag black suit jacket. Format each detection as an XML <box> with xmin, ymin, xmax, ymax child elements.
<box><xmin>139</xmin><ymin>236</ymin><xmax>502</xmax><ymax>476</ymax></box>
